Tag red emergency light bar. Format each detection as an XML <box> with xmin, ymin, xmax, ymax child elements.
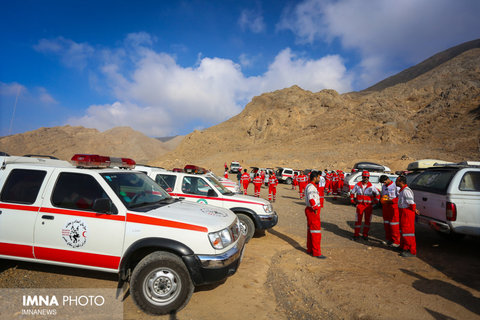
<box><xmin>184</xmin><ymin>164</ymin><xmax>207</xmax><ymax>174</ymax></box>
<box><xmin>71</xmin><ymin>154</ymin><xmax>136</xmax><ymax>169</ymax></box>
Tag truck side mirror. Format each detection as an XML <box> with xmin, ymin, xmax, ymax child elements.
<box><xmin>207</xmin><ymin>189</ymin><xmax>217</xmax><ymax>197</ymax></box>
<box><xmin>92</xmin><ymin>198</ymin><xmax>116</xmax><ymax>214</ymax></box>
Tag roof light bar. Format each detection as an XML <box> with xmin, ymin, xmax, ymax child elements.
<box><xmin>71</xmin><ymin>154</ymin><xmax>136</xmax><ymax>169</ymax></box>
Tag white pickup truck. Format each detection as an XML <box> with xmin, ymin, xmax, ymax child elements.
<box><xmin>410</xmin><ymin>163</ymin><xmax>480</xmax><ymax>239</ymax></box>
<box><xmin>0</xmin><ymin>155</ymin><xmax>245</xmax><ymax>315</ymax></box>
<box><xmin>135</xmin><ymin>166</ymin><xmax>278</xmax><ymax>242</ymax></box>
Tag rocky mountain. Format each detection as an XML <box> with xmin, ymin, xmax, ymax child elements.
<box><xmin>154</xmin><ymin>40</ymin><xmax>480</xmax><ymax>173</ymax></box>
<box><xmin>0</xmin><ymin>126</ymin><xmax>174</xmax><ymax>164</ymax></box>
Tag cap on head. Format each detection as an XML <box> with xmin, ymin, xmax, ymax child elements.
<box><xmin>362</xmin><ymin>170</ymin><xmax>370</xmax><ymax>178</ymax></box>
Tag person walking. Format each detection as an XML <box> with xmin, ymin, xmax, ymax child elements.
<box><xmin>240</xmin><ymin>169</ymin><xmax>250</xmax><ymax>195</ymax></box>
<box><xmin>379</xmin><ymin>175</ymin><xmax>400</xmax><ymax>248</ymax></box>
<box><xmin>316</xmin><ymin>172</ymin><xmax>326</xmax><ymax>208</ymax></box>
<box><xmin>292</xmin><ymin>171</ymin><xmax>298</xmax><ymax>190</ymax></box>
<box><xmin>224</xmin><ymin>168</ymin><xmax>229</xmax><ymax>179</ymax></box>
<box><xmin>396</xmin><ymin>175</ymin><xmax>419</xmax><ymax>257</ymax></box>
<box><xmin>253</xmin><ymin>173</ymin><xmax>263</xmax><ymax>198</ymax></box>
<box><xmin>350</xmin><ymin>171</ymin><xmax>380</xmax><ymax>241</ymax></box>
<box><xmin>236</xmin><ymin>169</ymin><xmax>242</xmax><ymax>186</ymax></box>
<box><xmin>304</xmin><ymin>171</ymin><xmax>326</xmax><ymax>259</ymax></box>
<box><xmin>268</xmin><ymin>172</ymin><xmax>279</xmax><ymax>202</ymax></box>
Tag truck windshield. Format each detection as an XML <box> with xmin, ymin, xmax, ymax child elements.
<box><xmin>410</xmin><ymin>169</ymin><xmax>457</xmax><ymax>194</ymax></box>
<box><xmin>206</xmin><ymin>176</ymin><xmax>232</xmax><ymax>195</ymax></box>
<box><xmin>101</xmin><ymin>172</ymin><xmax>172</xmax><ymax>209</ymax></box>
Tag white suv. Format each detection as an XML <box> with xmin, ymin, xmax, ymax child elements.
<box><xmin>0</xmin><ymin>155</ymin><xmax>245</xmax><ymax>315</ymax></box>
<box><xmin>135</xmin><ymin>166</ymin><xmax>278</xmax><ymax>242</ymax></box>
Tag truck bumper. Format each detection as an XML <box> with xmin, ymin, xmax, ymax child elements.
<box><xmin>183</xmin><ymin>233</ymin><xmax>246</xmax><ymax>286</ymax></box>
<box><xmin>257</xmin><ymin>211</ymin><xmax>278</xmax><ymax>230</ymax></box>
<box><xmin>417</xmin><ymin>215</ymin><xmax>451</xmax><ymax>233</ymax></box>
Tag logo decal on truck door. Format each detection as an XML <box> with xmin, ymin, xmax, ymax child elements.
<box><xmin>62</xmin><ymin>219</ymin><xmax>88</xmax><ymax>248</ymax></box>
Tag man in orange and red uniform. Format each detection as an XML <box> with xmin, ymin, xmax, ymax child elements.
<box><xmin>325</xmin><ymin>169</ymin><xmax>332</xmax><ymax>194</ymax></box>
<box><xmin>297</xmin><ymin>171</ymin><xmax>308</xmax><ymax>199</ymax></box>
<box><xmin>253</xmin><ymin>173</ymin><xmax>263</xmax><ymax>198</ymax></box>
<box><xmin>268</xmin><ymin>172</ymin><xmax>279</xmax><ymax>202</ymax></box>
<box><xmin>292</xmin><ymin>171</ymin><xmax>298</xmax><ymax>190</ymax></box>
<box><xmin>379</xmin><ymin>175</ymin><xmax>400</xmax><ymax>248</ymax></box>
<box><xmin>304</xmin><ymin>171</ymin><xmax>326</xmax><ymax>259</ymax></box>
<box><xmin>350</xmin><ymin>171</ymin><xmax>380</xmax><ymax>241</ymax></box>
<box><xmin>338</xmin><ymin>170</ymin><xmax>345</xmax><ymax>194</ymax></box>
<box><xmin>240</xmin><ymin>169</ymin><xmax>250</xmax><ymax>195</ymax></box>
<box><xmin>331</xmin><ymin>171</ymin><xmax>338</xmax><ymax>195</ymax></box>
<box><xmin>396</xmin><ymin>175</ymin><xmax>419</xmax><ymax>257</ymax></box>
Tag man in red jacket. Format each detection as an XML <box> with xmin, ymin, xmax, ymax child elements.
<box><xmin>304</xmin><ymin>171</ymin><xmax>326</xmax><ymax>259</ymax></box>
<box><xmin>316</xmin><ymin>172</ymin><xmax>326</xmax><ymax>208</ymax></box>
<box><xmin>240</xmin><ymin>169</ymin><xmax>250</xmax><ymax>195</ymax></box>
<box><xmin>253</xmin><ymin>173</ymin><xmax>263</xmax><ymax>198</ymax></box>
<box><xmin>380</xmin><ymin>175</ymin><xmax>400</xmax><ymax>248</ymax></box>
<box><xmin>297</xmin><ymin>171</ymin><xmax>308</xmax><ymax>199</ymax></box>
<box><xmin>268</xmin><ymin>172</ymin><xmax>279</xmax><ymax>202</ymax></box>
<box><xmin>350</xmin><ymin>171</ymin><xmax>380</xmax><ymax>241</ymax></box>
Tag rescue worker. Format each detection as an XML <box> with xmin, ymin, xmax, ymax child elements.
<box><xmin>253</xmin><ymin>173</ymin><xmax>263</xmax><ymax>198</ymax></box>
<box><xmin>316</xmin><ymin>171</ymin><xmax>326</xmax><ymax>208</ymax></box>
<box><xmin>236</xmin><ymin>169</ymin><xmax>242</xmax><ymax>185</ymax></box>
<box><xmin>224</xmin><ymin>168</ymin><xmax>229</xmax><ymax>179</ymax></box>
<box><xmin>396</xmin><ymin>175</ymin><xmax>419</xmax><ymax>257</ymax></box>
<box><xmin>293</xmin><ymin>171</ymin><xmax>298</xmax><ymax>190</ymax></box>
<box><xmin>331</xmin><ymin>171</ymin><xmax>338</xmax><ymax>195</ymax></box>
<box><xmin>304</xmin><ymin>171</ymin><xmax>326</xmax><ymax>259</ymax></box>
<box><xmin>350</xmin><ymin>171</ymin><xmax>380</xmax><ymax>241</ymax></box>
<box><xmin>264</xmin><ymin>170</ymin><xmax>270</xmax><ymax>187</ymax></box>
<box><xmin>379</xmin><ymin>175</ymin><xmax>400</xmax><ymax>248</ymax></box>
<box><xmin>268</xmin><ymin>171</ymin><xmax>279</xmax><ymax>202</ymax></box>
<box><xmin>297</xmin><ymin>171</ymin><xmax>308</xmax><ymax>199</ymax></box>
<box><xmin>325</xmin><ymin>170</ymin><xmax>332</xmax><ymax>194</ymax></box>
<box><xmin>338</xmin><ymin>170</ymin><xmax>345</xmax><ymax>195</ymax></box>
<box><xmin>240</xmin><ymin>169</ymin><xmax>250</xmax><ymax>195</ymax></box>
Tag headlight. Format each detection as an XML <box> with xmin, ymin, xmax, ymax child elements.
<box><xmin>263</xmin><ymin>203</ymin><xmax>273</xmax><ymax>214</ymax></box>
<box><xmin>208</xmin><ymin>227</ymin><xmax>234</xmax><ymax>249</ymax></box>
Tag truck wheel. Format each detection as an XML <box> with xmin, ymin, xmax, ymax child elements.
<box><xmin>130</xmin><ymin>251</ymin><xmax>194</xmax><ymax>315</ymax></box>
<box><xmin>286</xmin><ymin>178</ymin><xmax>292</xmax><ymax>185</ymax></box>
<box><xmin>237</xmin><ymin>213</ymin><xmax>255</xmax><ymax>242</ymax></box>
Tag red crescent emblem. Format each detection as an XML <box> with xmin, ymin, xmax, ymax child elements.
<box><xmin>82</xmin><ymin>231</ymin><xmax>87</xmax><ymax>237</ymax></box>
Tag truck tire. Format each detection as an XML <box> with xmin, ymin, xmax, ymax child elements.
<box><xmin>286</xmin><ymin>178</ymin><xmax>292</xmax><ymax>185</ymax></box>
<box><xmin>130</xmin><ymin>251</ymin><xmax>194</xmax><ymax>315</ymax></box>
<box><xmin>237</xmin><ymin>213</ymin><xmax>255</xmax><ymax>242</ymax></box>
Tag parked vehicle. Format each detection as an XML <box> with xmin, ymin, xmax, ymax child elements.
<box><xmin>410</xmin><ymin>163</ymin><xmax>480</xmax><ymax>238</ymax></box>
<box><xmin>229</xmin><ymin>161</ymin><xmax>241</xmax><ymax>174</ymax></box>
<box><xmin>275</xmin><ymin>167</ymin><xmax>295</xmax><ymax>184</ymax></box>
<box><xmin>137</xmin><ymin>168</ymin><xmax>278</xmax><ymax>242</ymax></box>
<box><xmin>352</xmin><ymin>162</ymin><xmax>391</xmax><ymax>173</ymax></box>
<box><xmin>0</xmin><ymin>155</ymin><xmax>245</xmax><ymax>315</ymax></box>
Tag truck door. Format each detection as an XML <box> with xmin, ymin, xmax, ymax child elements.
<box><xmin>33</xmin><ymin>170</ymin><xmax>125</xmax><ymax>271</ymax></box>
<box><xmin>180</xmin><ymin>176</ymin><xmax>222</xmax><ymax>207</ymax></box>
<box><xmin>0</xmin><ymin>168</ymin><xmax>51</xmax><ymax>259</ymax></box>
<box><xmin>456</xmin><ymin>171</ymin><xmax>480</xmax><ymax>233</ymax></box>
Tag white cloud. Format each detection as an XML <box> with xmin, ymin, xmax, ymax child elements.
<box><xmin>34</xmin><ymin>37</ymin><xmax>94</xmax><ymax>69</ymax></box>
<box><xmin>65</xmin><ymin>36</ymin><xmax>352</xmax><ymax>136</ymax></box>
<box><xmin>278</xmin><ymin>0</ymin><xmax>480</xmax><ymax>86</ymax></box>
<box><xmin>238</xmin><ymin>9</ymin><xmax>266</xmax><ymax>33</ymax></box>
<box><xmin>0</xmin><ymin>82</ymin><xmax>56</xmax><ymax>104</ymax></box>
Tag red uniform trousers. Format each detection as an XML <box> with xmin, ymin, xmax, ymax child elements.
<box><xmin>337</xmin><ymin>180</ymin><xmax>344</xmax><ymax>194</ymax></box>
<box><xmin>299</xmin><ymin>183</ymin><xmax>307</xmax><ymax>199</ymax></box>
<box><xmin>253</xmin><ymin>183</ymin><xmax>262</xmax><ymax>197</ymax></box>
<box><xmin>268</xmin><ymin>185</ymin><xmax>277</xmax><ymax>201</ymax></box>
<box><xmin>292</xmin><ymin>178</ymin><xmax>297</xmax><ymax>190</ymax></box>
<box><xmin>242</xmin><ymin>181</ymin><xmax>249</xmax><ymax>195</ymax></box>
<box><xmin>305</xmin><ymin>206</ymin><xmax>322</xmax><ymax>256</ymax></box>
<box><xmin>318</xmin><ymin>188</ymin><xmax>325</xmax><ymax>208</ymax></box>
<box><xmin>382</xmin><ymin>203</ymin><xmax>400</xmax><ymax>244</ymax></box>
<box><xmin>332</xmin><ymin>181</ymin><xmax>338</xmax><ymax>195</ymax></box>
<box><xmin>354</xmin><ymin>204</ymin><xmax>373</xmax><ymax>237</ymax></box>
<box><xmin>399</xmin><ymin>207</ymin><xmax>417</xmax><ymax>255</ymax></box>
<box><xmin>325</xmin><ymin>180</ymin><xmax>331</xmax><ymax>194</ymax></box>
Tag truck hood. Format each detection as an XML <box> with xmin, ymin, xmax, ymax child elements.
<box><xmin>139</xmin><ymin>200</ymin><xmax>237</xmax><ymax>232</ymax></box>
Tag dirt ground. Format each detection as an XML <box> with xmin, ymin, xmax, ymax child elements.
<box><xmin>1</xmin><ymin>184</ymin><xmax>479</xmax><ymax>320</ymax></box>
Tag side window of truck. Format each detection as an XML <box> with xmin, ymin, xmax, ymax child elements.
<box><xmin>0</xmin><ymin>169</ymin><xmax>47</xmax><ymax>204</ymax></box>
<box><xmin>459</xmin><ymin>172</ymin><xmax>480</xmax><ymax>191</ymax></box>
<box><xmin>155</xmin><ymin>174</ymin><xmax>177</xmax><ymax>192</ymax></box>
<box><xmin>182</xmin><ymin>176</ymin><xmax>214</xmax><ymax>196</ymax></box>
<box><xmin>51</xmin><ymin>172</ymin><xmax>109</xmax><ymax>211</ymax></box>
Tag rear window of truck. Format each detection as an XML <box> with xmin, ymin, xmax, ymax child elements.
<box><xmin>0</xmin><ymin>169</ymin><xmax>47</xmax><ymax>204</ymax></box>
<box><xmin>410</xmin><ymin>169</ymin><xmax>457</xmax><ymax>194</ymax></box>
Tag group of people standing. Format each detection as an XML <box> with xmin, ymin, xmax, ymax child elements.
<box><xmin>239</xmin><ymin>169</ymin><xmax>279</xmax><ymax>202</ymax></box>
<box><xmin>303</xmin><ymin>169</ymin><xmax>418</xmax><ymax>260</ymax></box>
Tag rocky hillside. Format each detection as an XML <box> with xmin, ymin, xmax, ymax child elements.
<box><xmin>0</xmin><ymin>126</ymin><xmax>173</xmax><ymax>164</ymax></box>
<box><xmin>155</xmin><ymin>43</ymin><xmax>480</xmax><ymax>173</ymax></box>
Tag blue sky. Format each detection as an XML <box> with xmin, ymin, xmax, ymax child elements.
<box><xmin>1</xmin><ymin>0</ymin><xmax>479</xmax><ymax>137</ymax></box>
